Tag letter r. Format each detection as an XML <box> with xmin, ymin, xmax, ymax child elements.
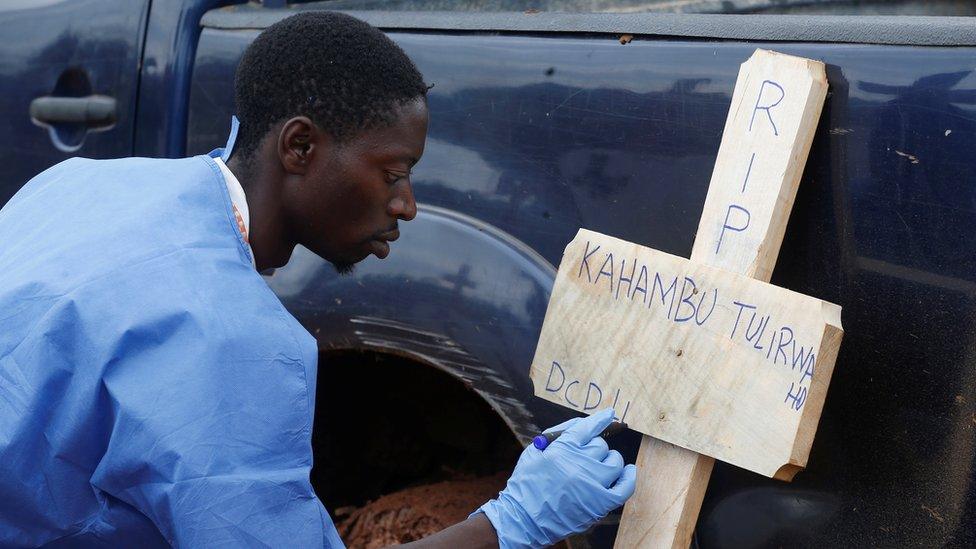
<box><xmin>749</xmin><ymin>80</ymin><xmax>785</xmax><ymax>136</ymax></box>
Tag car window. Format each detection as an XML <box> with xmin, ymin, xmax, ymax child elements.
<box><xmin>283</xmin><ymin>0</ymin><xmax>976</xmax><ymax>16</ymax></box>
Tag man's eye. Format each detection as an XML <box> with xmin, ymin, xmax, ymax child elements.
<box><xmin>385</xmin><ymin>171</ymin><xmax>410</xmax><ymax>184</ymax></box>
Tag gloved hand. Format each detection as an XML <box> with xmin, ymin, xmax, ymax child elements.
<box><xmin>473</xmin><ymin>408</ymin><xmax>638</xmax><ymax>548</ymax></box>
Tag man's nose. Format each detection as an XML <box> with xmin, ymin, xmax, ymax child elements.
<box><xmin>389</xmin><ymin>181</ymin><xmax>417</xmax><ymax>221</ymax></box>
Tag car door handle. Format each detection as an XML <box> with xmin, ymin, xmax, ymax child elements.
<box><xmin>29</xmin><ymin>95</ymin><xmax>117</xmax><ymax>127</ymax></box>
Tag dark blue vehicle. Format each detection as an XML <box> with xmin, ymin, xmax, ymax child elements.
<box><xmin>2</xmin><ymin>1</ymin><xmax>975</xmax><ymax>546</ymax></box>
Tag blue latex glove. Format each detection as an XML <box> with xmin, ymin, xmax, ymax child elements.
<box><xmin>474</xmin><ymin>408</ymin><xmax>638</xmax><ymax>548</ymax></box>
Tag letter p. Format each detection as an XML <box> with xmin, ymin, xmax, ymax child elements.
<box><xmin>715</xmin><ymin>204</ymin><xmax>751</xmax><ymax>254</ymax></box>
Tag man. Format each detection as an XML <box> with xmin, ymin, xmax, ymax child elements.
<box><xmin>0</xmin><ymin>12</ymin><xmax>636</xmax><ymax>548</ymax></box>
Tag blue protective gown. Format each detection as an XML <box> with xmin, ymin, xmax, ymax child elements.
<box><xmin>0</xmin><ymin>124</ymin><xmax>345</xmax><ymax>548</ymax></box>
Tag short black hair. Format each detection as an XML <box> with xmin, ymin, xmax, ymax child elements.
<box><xmin>232</xmin><ymin>11</ymin><xmax>428</xmax><ymax>160</ymax></box>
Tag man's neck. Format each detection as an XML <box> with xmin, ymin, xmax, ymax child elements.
<box><xmin>226</xmin><ymin>156</ymin><xmax>294</xmax><ymax>272</ymax></box>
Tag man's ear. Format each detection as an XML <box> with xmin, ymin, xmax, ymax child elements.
<box><xmin>278</xmin><ymin>116</ymin><xmax>326</xmax><ymax>175</ymax></box>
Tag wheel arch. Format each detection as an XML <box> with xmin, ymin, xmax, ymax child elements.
<box><xmin>268</xmin><ymin>204</ymin><xmax>566</xmax><ymax>444</ymax></box>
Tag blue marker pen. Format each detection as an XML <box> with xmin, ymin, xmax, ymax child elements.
<box><xmin>532</xmin><ymin>421</ymin><xmax>627</xmax><ymax>451</ymax></box>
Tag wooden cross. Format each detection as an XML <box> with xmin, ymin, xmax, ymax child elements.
<box><xmin>528</xmin><ymin>49</ymin><xmax>841</xmax><ymax>548</ymax></box>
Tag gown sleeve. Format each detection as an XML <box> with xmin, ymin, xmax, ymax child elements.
<box><xmin>66</xmin><ymin>251</ymin><xmax>345</xmax><ymax>548</ymax></box>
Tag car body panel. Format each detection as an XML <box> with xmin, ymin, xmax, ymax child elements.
<box><xmin>0</xmin><ymin>0</ymin><xmax>149</xmax><ymax>206</ymax></box>
<box><xmin>186</xmin><ymin>18</ymin><xmax>976</xmax><ymax>545</ymax></box>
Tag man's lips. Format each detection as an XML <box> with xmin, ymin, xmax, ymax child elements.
<box><xmin>370</xmin><ymin>228</ymin><xmax>399</xmax><ymax>259</ymax></box>
<box><xmin>370</xmin><ymin>240</ymin><xmax>390</xmax><ymax>259</ymax></box>
<box><xmin>376</xmin><ymin>228</ymin><xmax>400</xmax><ymax>242</ymax></box>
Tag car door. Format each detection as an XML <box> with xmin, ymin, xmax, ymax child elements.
<box><xmin>0</xmin><ymin>0</ymin><xmax>149</xmax><ymax>208</ymax></box>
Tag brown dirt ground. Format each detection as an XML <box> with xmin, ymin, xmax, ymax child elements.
<box><xmin>335</xmin><ymin>472</ymin><xmax>508</xmax><ymax>548</ymax></box>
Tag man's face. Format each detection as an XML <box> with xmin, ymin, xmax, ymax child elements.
<box><xmin>288</xmin><ymin>98</ymin><xmax>429</xmax><ymax>273</ymax></box>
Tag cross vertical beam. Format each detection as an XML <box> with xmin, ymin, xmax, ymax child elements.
<box><xmin>613</xmin><ymin>49</ymin><xmax>828</xmax><ymax>548</ymax></box>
